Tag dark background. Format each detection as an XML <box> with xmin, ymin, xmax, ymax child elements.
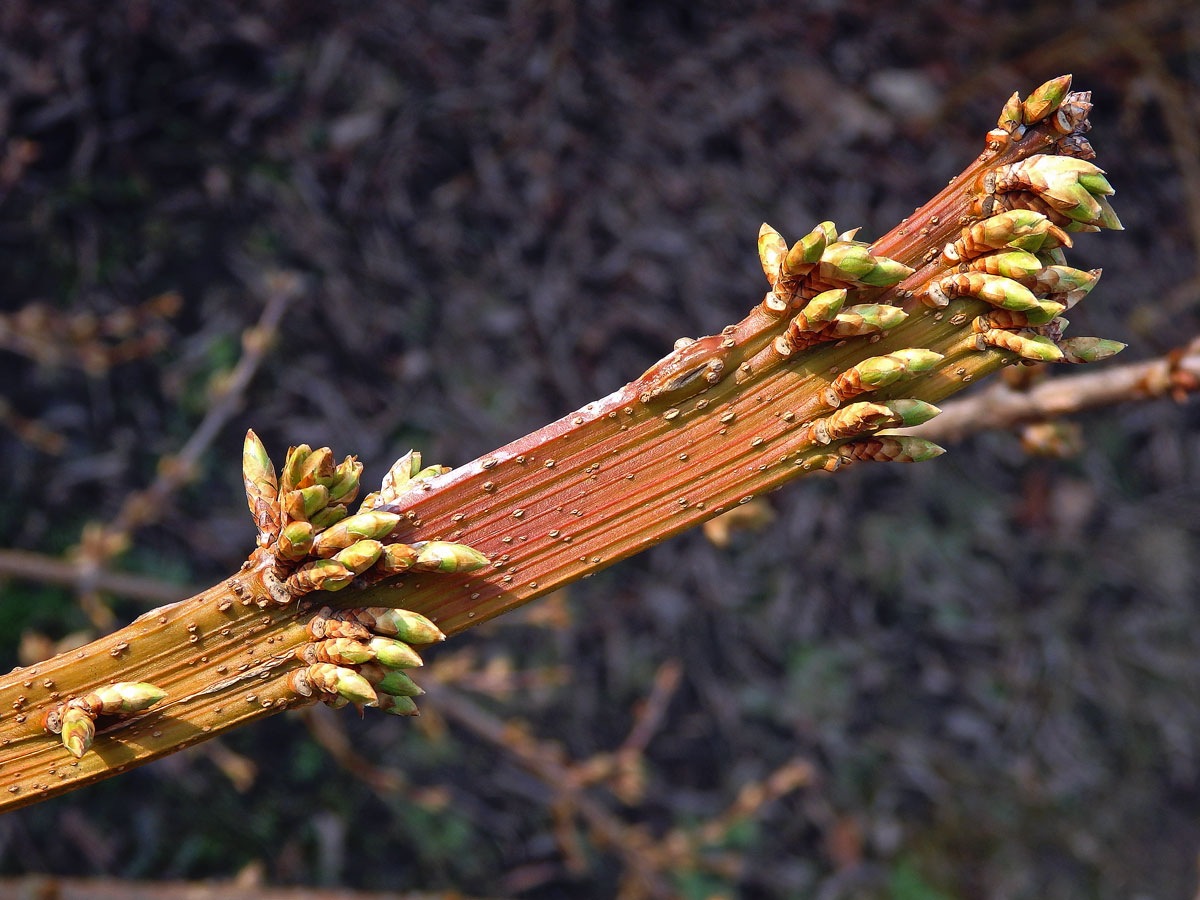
<box><xmin>1</xmin><ymin>2</ymin><xmax>1199</xmax><ymax>898</ymax></box>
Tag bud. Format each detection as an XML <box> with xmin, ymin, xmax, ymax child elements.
<box><xmin>348</xmin><ymin>607</ymin><xmax>446</xmax><ymax>644</ymax></box>
<box><xmin>825</xmin><ymin>304</ymin><xmax>908</xmax><ymax>338</ymax></box>
<box><xmin>277</xmin><ymin>520</ymin><xmax>315</xmax><ymax>561</ymax></box>
<box><xmin>286</xmin><ymin>558</ymin><xmax>356</xmax><ymax>594</ymax></box>
<box><xmin>1035</xmin><ymin>247</ymin><xmax>1068</xmax><ymax>266</ymax></box>
<box><xmin>374</xmin><ymin>694</ymin><xmax>420</xmax><ymax>716</ymax></box>
<box><xmin>1019</xmin><ymin>299</ymin><xmax>1068</xmax><ymax>327</ymax></box>
<box><xmin>996</xmin><ymin>90</ymin><xmax>1024</xmax><ymax>136</ymax></box>
<box><xmin>358</xmin><ymin>664</ymin><xmax>424</xmax><ymax>697</ymax></box>
<box><xmin>778</xmin><ymin>289</ymin><xmax>848</xmax><ymax>355</ymax></box>
<box><xmin>374</xmin><ymin>450</ymin><xmax>423</xmax><ymax>507</ymax></box>
<box><xmin>1022</xmin><ymin>265</ymin><xmax>1098</xmax><ymax>295</ymax></box>
<box><xmin>784</xmin><ymin>225</ymin><xmax>828</xmax><ymax>273</ymax></box>
<box><xmin>944</xmin><ymin>210</ymin><xmax>1071</xmax><ymax>261</ymax></box>
<box><xmin>307</xmin><ymin>607</ymin><xmax>371</xmax><ymax>641</ymax></box>
<box><xmin>1022</xmin><ymin>74</ymin><xmax>1072</xmax><ymax>124</ymax></box>
<box><xmin>306</xmin><ymin>663</ymin><xmax>378</xmax><ymax>706</ymax></box>
<box><xmin>412</xmin><ymin>541</ymin><xmax>491</xmax><ymax>573</ymax></box>
<box><xmin>758</xmin><ymin>223</ymin><xmax>787</xmax><ymax>285</ymax></box>
<box><xmin>61</xmin><ymin>706</ymin><xmax>95</xmax><ymax>759</ymax></box>
<box><xmin>825</xmin><ymin>349</ymin><xmax>943</xmax><ymax>405</ymax></box>
<box><xmin>965</xmin><ymin>249</ymin><xmax>1042</xmax><ymax>279</ymax></box>
<box><xmin>282</xmin><ymin>484</ymin><xmax>330</xmax><ymax>523</ymax></box>
<box><xmin>299</xmin><ymin>638</ymin><xmax>375</xmax><ymax>666</ymax></box>
<box><xmin>1092</xmin><ymin>194</ymin><xmax>1123</xmax><ymax>230</ymax></box>
<box><xmin>880</xmin><ymin>398</ymin><xmax>941</xmax><ymax>428</ymax></box>
<box><xmin>978</xmin><ymin>329</ymin><xmax>1065</xmax><ymax>362</ymax></box>
<box><xmin>327</xmin><ymin>456</ymin><xmax>363</xmax><ymax>504</ymax></box>
<box><xmin>839</xmin><ymin>435</ymin><xmax>945</xmax><ymax>463</ymax></box>
<box><xmin>818</xmin><ymin>243</ymin><xmax>913</xmax><ymax>287</ymax></box>
<box><xmin>928</xmin><ymin>273</ymin><xmax>1040</xmax><ymax>311</ymax></box>
<box><xmin>376</xmin><ymin>542</ymin><xmax>418</xmax><ymax>574</ymax></box>
<box><xmin>806</xmin><ymin>402</ymin><xmax>893</xmax><ymax>444</ymax></box>
<box><xmin>297</xmin><ymin>446</ymin><xmax>334</xmax><ymax>490</ymax></box>
<box><xmin>82</xmin><ymin>682</ymin><xmax>167</xmax><ymax>715</ymax></box>
<box><xmin>1060</xmin><ymin>337</ymin><xmax>1126</xmax><ymax>364</ymax></box>
<box><xmin>311</xmin><ymin>511</ymin><xmax>401</xmax><ymax>557</ymax></box>
<box><xmin>413</xmin><ymin>464</ymin><xmax>452</xmax><ymax>482</ymax></box>
<box><xmin>992</xmin><ymin>155</ymin><xmax>1116</xmax><ymax>226</ymax></box>
<box><xmin>242</xmin><ymin>430</ymin><xmax>280</xmax><ymax>543</ymax></box>
<box><xmin>331</xmin><ymin>539</ymin><xmax>382</xmax><ymax>575</ymax></box>
<box><xmin>279</xmin><ymin>444</ymin><xmax>312</xmax><ymax>495</ymax></box>
<box><xmin>369</xmin><ymin>637</ymin><xmax>424</xmax><ymax>669</ymax></box>
<box><xmin>309</xmin><ymin>504</ymin><xmax>349</xmax><ymax>531</ymax></box>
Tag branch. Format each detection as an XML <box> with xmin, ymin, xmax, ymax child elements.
<box><xmin>0</xmin><ymin>76</ymin><xmax>1128</xmax><ymax>811</ymax></box>
<box><xmin>910</xmin><ymin>336</ymin><xmax>1200</xmax><ymax>442</ymax></box>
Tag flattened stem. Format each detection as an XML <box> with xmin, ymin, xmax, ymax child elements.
<box><xmin>0</xmin><ymin>87</ymin><xmax>1086</xmax><ymax>812</ymax></box>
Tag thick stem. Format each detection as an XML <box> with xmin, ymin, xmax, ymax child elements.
<box><xmin>0</xmin><ymin>89</ymin><xmax>1103</xmax><ymax>810</ymax></box>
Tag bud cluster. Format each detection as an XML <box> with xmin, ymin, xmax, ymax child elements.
<box><xmin>744</xmin><ymin>76</ymin><xmax>1124</xmax><ymax>475</ymax></box>
<box><xmin>42</xmin><ymin>681</ymin><xmax>167</xmax><ymax>759</ymax></box>
<box><xmin>289</xmin><ymin>605</ymin><xmax>446</xmax><ymax>716</ymax></box>
<box><xmin>242</xmin><ymin>433</ymin><xmax>490</xmax><ymax>598</ymax></box>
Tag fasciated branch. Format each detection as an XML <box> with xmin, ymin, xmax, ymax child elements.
<box><xmin>0</xmin><ymin>75</ymin><xmax>1127</xmax><ymax>811</ymax></box>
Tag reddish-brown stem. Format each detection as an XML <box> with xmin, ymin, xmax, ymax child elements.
<box><xmin>0</xmin><ymin>91</ymin><xmax>1106</xmax><ymax>811</ymax></box>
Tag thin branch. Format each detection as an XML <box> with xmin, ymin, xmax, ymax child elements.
<box><xmin>910</xmin><ymin>336</ymin><xmax>1200</xmax><ymax>443</ymax></box>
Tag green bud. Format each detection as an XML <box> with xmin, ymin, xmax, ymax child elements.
<box><xmin>982</xmin><ymin>331</ymin><xmax>1065</xmax><ymax>362</ymax></box>
<box><xmin>278</xmin><ymin>521</ymin><xmax>315</xmax><ymax>561</ymax></box>
<box><xmin>242</xmin><ymin>430</ymin><xmax>278</xmax><ymax>503</ymax></box>
<box><xmin>953</xmin><ymin>273</ymin><xmax>1040</xmax><ymax>311</ymax></box>
<box><xmin>297</xmin><ymin>447</ymin><xmax>334</xmax><ymax>490</ymax></box>
<box><xmin>375</xmin><ymin>669</ymin><xmax>423</xmax><ymax>697</ymax></box>
<box><xmin>887</xmin><ymin>348</ymin><xmax>943</xmax><ymax>373</ymax></box>
<box><xmin>287</xmin><ymin>558</ymin><xmax>356</xmax><ymax>594</ymax></box>
<box><xmin>1061</xmin><ymin>337</ymin><xmax>1126</xmax><ymax>364</ymax></box>
<box><xmin>881</xmin><ymin>399</ymin><xmax>941</xmax><ymax>427</ymax></box>
<box><xmin>368</xmin><ymin>636</ymin><xmax>424</xmax><ymax>669</ymax></box>
<box><xmin>330</xmin><ymin>666</ymin><xmax>378</xmax><ymax>705</ymax></box>
<box><xmin>333</xmin><ymin>539</ymin><xmax>384</xmax><ymax>575</ymax></box>
<box><xmin>375</xmin><ymin>694</ymin><xmax>420</xmax><ymax>716</ymax></box>
<box><xmin>89</xmin><ymin>682</ymin><xmax>167</xmax><ymax>715</ymax></box>
<box><xmin>785</xmin><ymin>226</ymin><xmax>828</xmax><ymax>271</ymax></box>
<box><xmin>885</xmin><ymin>436</ymin><xmax>946</xmax><ymax>462</ymax></box>
<box><xmin>61</xmin><ymin>707</ymin><xmax>95</xmax><ymax>759</ymax></box>
<box><xmin>967</xmin><ymin>249</ymin><xmax>1042</xmax><ymax>279</ymax></box>
<box><xmin>376</xmin><ymin>542</ymin><xmax>418</xmax><ymax>574</ymax></box>
<box><xmin>311</xmin><ymin>511</ymin><xmax>401</xmax><ymax>557</ymax></box>
<box><xmin>280</xmin><ymin>444</ymin><xmax>312</xmax><ymax>495</ymax></box>
<box><xmin>360</xmin><ymin>607</ymin><xmax>446</xmax><ymax>644</ymax></box>
<box><xmin>801</xmin><ymin>289</ymin><xmax>847</xmax><ymax>324</ymax></box>
<box><xmin>997</xmin><ymin>90</ymin><xmax>1023</xmax><ymax>134</ymax></box>
<box><xmin>327</xmin><ymin>456</ymin><xmax>363</xmax><ymax>503</ymax></box>
<box><xmin>828</xmin><ymin>304</ymin><xmax>908</xmax><ymax>337</ymax></box>
<box><xmin>309</xmin><ymin>504</ymin><xmax>349</xmax><ymax>531</ymax></box>
<box><xmin>1077</xmin><ymin>171</ymin><xmax>1114</xmax><ymax>196</ymax></box>
<box><xmin>758</xmin><ymin>223</ymin><xmax>787</xmax><ymax>284</ymax></box>
<box><xmin>298</xmin><ymin>484</ymin><xmax>331</xmax><ymax>518</ymax></box>
<box><xmin>1022</xmin><ymin>74</ymin><xmax>1072</xmax><ymax>124</ymax></box>
<box><xmin>412</xmin><ymin>541</ymin><xmax>491</xmax><ymax>573</ymax></box>
<box><xmin>1092</xmin><ymin>194</ymin><xmax>1122</xmax><ymax>230</ymax></box>
<box><xmin>860</xmin><ymin>254</ymin><xmax>914</xmax><ymax>287</ymax></box>
<box><xmin>1021</xmin><ymin>300</ymin><xmax>1067</xmax><ymax>326</ymax></box>
<box><xmin>819</xmin><ymin>243</ymin><xmax>876</xmax><ymax>280</ymax></box>
<box><xmin>413</xmin><ymin>464</ymin><xmax>452</xmax><ymax>482</ymax></box>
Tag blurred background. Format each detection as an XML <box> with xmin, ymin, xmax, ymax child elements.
<box><xmin>1</xmin><ymin>2</ymin><xmax>1199</xmax><ymax>898</ymax></box>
